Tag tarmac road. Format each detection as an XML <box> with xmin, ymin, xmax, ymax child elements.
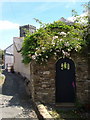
<box><xmin>0</xmin><ymin>71</ymin><xmax>38</xmax><ymax>119</ymax></box>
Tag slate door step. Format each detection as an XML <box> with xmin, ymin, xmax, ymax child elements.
<box><xmin>56</xmin><ymin>103</ymin><xmax>75</xmax><ymax>107</ymax></box>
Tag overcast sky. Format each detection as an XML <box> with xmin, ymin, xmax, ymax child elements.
<box><xmin>0</xmin><ymin>0</ymin><xmax>89</xmax><ymax>50</ymax></box>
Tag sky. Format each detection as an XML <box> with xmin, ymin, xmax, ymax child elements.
<box><xmin>0</xmin><ymin>0</ymin><xmax>89</xmax><ymax>50</ymax></box>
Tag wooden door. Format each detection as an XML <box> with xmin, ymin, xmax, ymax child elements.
<box><xmin>56</xmin><ymin>57</ymin><xmax>76</xmax><ymax>103</ymax></box>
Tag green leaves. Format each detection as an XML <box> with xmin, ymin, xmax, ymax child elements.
<box><xmin>21</xmin><ymin>20</ymin><xmax>87</xmax><ymax>64</ymax></box>
<box><xmin>72</xmin><ymin>9</ymin><xmax>78</xmax><ymax>17</ymax></box>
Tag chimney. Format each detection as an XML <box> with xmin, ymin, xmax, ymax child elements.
<box><xmin>19</xmin><ymin>24</ymin><xmax>36</xmax><ymax>37</ymax></box>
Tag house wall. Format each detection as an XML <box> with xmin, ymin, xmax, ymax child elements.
<box><xmin>5</xmin><ymin>44</ymin><xmax>13</xmax><ymax>54</ymax></box>
<box><xmin>5</xmin><ymin>55</ymin><xmax>14</xmax><ymax>69</ymax></box>
<box><xmin>4</xmin><ymin>44</ymin><xmax>14</xmax><ymax>69</ymax></box>
<box><xmin>13</xmin><ymin>37</ymin><xmax>30</xmax><ymax>80</ymax></box>
<box><xmin>30</xmin><ymin>53</ymin><xmax>89</xmax><ymax>104</ymax></box>
<box><xmin>13</xmin><ymin>25</ymin><xmax>36</xmax><ymax>95</ymax></box>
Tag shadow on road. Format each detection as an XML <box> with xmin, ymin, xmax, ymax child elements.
<box><xmin>0</xmin><ymin>70</ymin><xmax>38</xmax><ymax>118</ymax></box>
<box><xmin>2</xmin><ymin>70</ymin><xmax>31</xmax><ymax>108</ymax></box>
<box><xmin>2</xmin><ymin>71</ymin><xmax>19</xmax><ymax>96</ymax></box>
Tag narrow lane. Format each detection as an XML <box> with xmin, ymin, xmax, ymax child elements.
<box><xmin>0</xmin><ymin>71</ymin><xmax>38</xmax><ymax>119</ymax></box>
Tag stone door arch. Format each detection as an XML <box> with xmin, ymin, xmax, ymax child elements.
<box><xmin>56</xmin><ymin>57</ymin><xmax>76</xmax><ymax>103</ymax></box>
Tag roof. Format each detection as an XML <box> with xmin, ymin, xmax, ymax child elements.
<box><xmin>19</xmin><ymin>24</ymin><xmax>36</xmax><ymax>29</ymax></box>
<box><xmin>4</xmin><ymin>44</ymin><xmax>13</xmax><ymax>55</ymax></box>
<box><xmin>5</xmin><ymin>53</ymin><xmax>13</xmax><ymax>56</ymax></box>
<box><xmin>4</xmin><ymin>44</ymin><xmax>13</xmax><ymax>51</ymax></box>
<box><xmin>59</xmin><ymin>17</ymin><xmax>74</xmax><ymax>25</ymax></box>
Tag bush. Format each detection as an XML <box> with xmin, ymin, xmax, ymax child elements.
<box><xmin>21</xmin><ymin>20</ymin><xmax>88</xmax><ymax>64</ymax></box>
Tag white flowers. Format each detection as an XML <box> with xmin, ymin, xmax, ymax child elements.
<box><xmin>64</xmin><ymin>42</ymin><xmax>69</xmax><ymax>47</ymax></box>
<box><xmin>46</xmin><ymin>56</ymin><xmax>48</xmax><ymax>58</ymax></box>
<box><xmin>59</xmin><ymin>39</ymin><xmax>63</xmax><ymax>41</ymax></box>
<box><xmin>67</xmin><ymin>32</ymin><xmax>70</xmax><ymax>34</ymax></box>
<box><xmin>30</xmin><ymin>30</ymin><xmax>80</xmax><ymax>62</ymax></box>
<box><xmin>36</xmin><ymin>47</ymin><xmax>39</xmax><ymax>50</ymax></box>
<box><xmin>67</xmin><ymin>49</ymin><xmax>71</xmax><ymax>52</ymax></box>
<box><xmin>35</xmin><ymin>52</ymin><xmax>38</xmax><ymax>56</ymax></box>
<box><xmin>59</xmin><ymin>31</ymin><xmax>67</xmax><ymax>37</ymax></box>
<box><xmin>50</xmin><ymin>49</ymin><xmax>52</xmax><ymax>52</ymax></box>
<box><xmin>75</xmin><ymin>38</ymin><xmax>80</xmax><ymax>41</ymax></box>
<box><xmin>32</xmin><ymin>51</ymin><xmax>42</xmax><ymax>60</ymax></box>
<box><xmin>54</xmin><ymin>52</ymin><xmax>57</xmax><ymax>55</ymax></box>
<box><xmin>75</xmin><ymin>45</ymin><xmax>81</xmax><ymax>51</ymax></box>
<box><xmin>41</xmin><ymin>47</ymin><xmax>46</xmax><ymax>52</ymax></box>
<box><xmin>39</xmin><ymin>53</ymin><xmax>42</xmax><ymax>56</ymax></box>
<box><xmin>62</xmin><ymin>50</ymin><xmax>70</xmax><ymax>57</ymax></box>
<box><xmin>53</xmin><ymin>36</ymin><xmax>58</xmax><ymax>40</ymax></box>
<box><xmin>42</xmin><ymin>47</ymin><xmax>45</xmax><ymax>50</ymax></box>
<box><xmin>52</xmin><ymin>36</ymin><xmax>59</xmax><ymax>46</ymax></box>
<box><xmin>52</xmin><ymin>40</ymin><xmax>55</xmax><ymax>45</ymax></box>
<box><xmin>32</xmin><ymin>55</ymin><xmax>36</xmax><ymax>60</ymax></box>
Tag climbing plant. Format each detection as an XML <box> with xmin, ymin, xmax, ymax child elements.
<box><xmin>21</xmin><ymin>19</ymin><xmax>88</xmax><ymax>64</ymax></box>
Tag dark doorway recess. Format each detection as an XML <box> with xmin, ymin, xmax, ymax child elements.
<box><xmin>56</xmin><ymin>57</ymin><xmax>76</xmax><ymax>103</ymax></box>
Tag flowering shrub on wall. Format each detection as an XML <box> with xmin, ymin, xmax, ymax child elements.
<box><xmin>21</xmin><ymin>20</ymin><xmax>87</xmax><ymax>64</ymax></box>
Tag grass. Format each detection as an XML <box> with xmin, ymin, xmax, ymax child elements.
<box><xmin>49</xmin><ymin>108</ymin><xmax>88</xmax><ymax>120</ymax></box>
<box><xmin>0</xmin><ymin>69</ymin><xmax>2</xmax><ymax>73</ymax></box>
<box><xmin>45</xmin><ymin>104</ymin><xmax>88</xmax><ymax>120</ymax></box>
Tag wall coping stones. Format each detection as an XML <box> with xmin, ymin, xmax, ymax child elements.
<box><xmin>34</xmin><ymin>102</ymin><xmax>54</xmax><ymax>120</ymax></box>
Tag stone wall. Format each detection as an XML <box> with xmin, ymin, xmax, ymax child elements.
<box><xmin>30</xmin><ymin>58</ymin><xmax>56</xmax><ymax>103</ymax></box>
<box><xmin>71</xmin><ymin>53</ymin><xmax>89</xmax><ymax>104</ymax></box>
<box><xmin>29</xmin><ymin>53</ymin><xmax>89</xmax><ymax>104</ymax></box>
<box><xmin>19</xmin><ymin>25</ymin><xmax>36</xmax><ymax>37</ymax></box>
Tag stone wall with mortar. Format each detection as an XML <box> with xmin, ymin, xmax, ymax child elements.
<box><xmin>29</xmin><ymin>53</ymin><xmax>89</xmax><ymax>104</ymax></box>
<box><xmin>71</xmin><ymin>53</ymin><xmax>89</xmax><ymax>104</ymax></box>
<box><xmin>30</xmin><ymin>58</ymin><xmax>56</xmax><ymax>103</ymax></box>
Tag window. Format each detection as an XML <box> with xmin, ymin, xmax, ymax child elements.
<box><xmin>61</xmin><ymin>62</ymin><xmax>70</xmax><ymax>70</ymax></box>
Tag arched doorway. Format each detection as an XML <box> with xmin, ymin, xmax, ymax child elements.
<box><xmin>56</xmin><ymin>57</ymin><xmax>76</xmax><ymax>103</ymax></box>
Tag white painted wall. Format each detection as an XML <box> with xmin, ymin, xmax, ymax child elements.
<box><xmin>13</xmin><ymin>37</ymin><xmax>30</xmax><ymax>80</ymax></box>
<box><xmin>4</xmin><ymin>44</ymin><xmax>14</xmax><ymax>69</ymax></box>
<box><xmin>5</xmin><ymin>44</ymin><xmax>13</xmax><ymax>55</ymax></box>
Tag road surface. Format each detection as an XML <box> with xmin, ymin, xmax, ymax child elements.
<box><xmin>0</xmin><ymin>71</ymin><xmax>38</xmax><ymax>119</ymax></box>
